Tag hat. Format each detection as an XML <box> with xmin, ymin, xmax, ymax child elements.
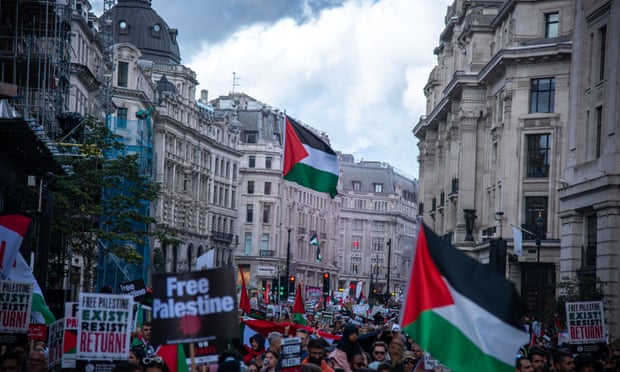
<box><xmin>574</xmin><ymin>353</ymin><xmax>603</xmax><ymax>371</ymax></box>
<box><xmin>403</xmin><ymin>351</ymin><xmax>415</xmax><ymax>359</ymax></box>
<box><xmin>391</xmin><ymin>324</ymin><xmax>401</xmax><ymax>332</ymax></box>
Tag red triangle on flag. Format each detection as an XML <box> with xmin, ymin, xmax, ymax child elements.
<box><xmin>283</xmin><ymin>116</ymin><xmax>309</xmax><ymax>176</ymax></box>
<box><xmin>401</xmin><ymin>225</ymin><xmax>454</xmax><ymax>326</ymax></box>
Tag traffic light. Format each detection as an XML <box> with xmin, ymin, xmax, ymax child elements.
<box><xmin>261</xmin><ymin>279</ymin><xmax>267</xmax><ymax>292</ymax></box>
<box><xmin>289</xmin><ymin>275</ymin><xmax>296</xmax><ymax>294</ymax></box>
<box><xmin>322</xmin><ymin>272</ymin><xmax>330</xmax><ymax>294</ymax></box>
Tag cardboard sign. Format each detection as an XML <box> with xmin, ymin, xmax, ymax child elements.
<box><xmin>48</xmin><ymin>318</ymin><xmax>64</xmax><ymax>370</ymax></box>
<box><xmin>76</xmin><ymin>293</ymin><xmax>133</xmax><ymax>360</ymax></box>
<box><xmin>566</xmin><ymin>301</ymin><xmax>606</xmax><ymax>344</ymax></box>
<box><xmin>118</xmin><ymin>278</ymin><xmax>148</xmax><ymax>304</ymax></box>
<box><xmin>151</xmin><ymin>268</ymin><xmax>239</xmax><ymax>345</ymax></box>
<box><xmin>27</xmin><ymin>323</ymin><xmax>47</xmax><ymax>340</ymax></box>
<box><xmin>280</xmin><ymin>336</ymin><xmax>302</xmax><ymax>372</ymax></box>
<box><xmin>62</xmin><ymin>302</ymin><xmax>78</xmax><ymax>368</ymax></box>
<box><xmin>0</xmin><ymin>280</ymin><xmax>33</xmax><ymax>332</ymax></box>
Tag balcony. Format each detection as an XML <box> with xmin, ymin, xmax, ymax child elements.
<box><xmin>259</xmin><ymin>250</ymin><xmax>275</xmax><ymax>257</ymax></box>
<box><xmin>211</xmin><ymin>230</ymin><xmax>234</xmax><ymax>243</ymax></box>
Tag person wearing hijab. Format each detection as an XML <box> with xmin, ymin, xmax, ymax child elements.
<box><xmin>328</xmin><ymin>324</ymin><xmax>366</xmax><ymax>372</ymax></box>
<box><xmin>243</xmin><ymin>333</ymin><xmax>267</xmax><ymax>364</ymax></box>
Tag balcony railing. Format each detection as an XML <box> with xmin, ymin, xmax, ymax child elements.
<box><xmin>211</xmin><ymin>230</ymin><xmax>234</xmax><ymax>243</ymax></box>
<box><xmin>259</xmin><ymin>250</ymin><xmax>275</xmax><ymax>257</ymax></box>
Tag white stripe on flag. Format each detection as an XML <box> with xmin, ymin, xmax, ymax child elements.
<box><xmin>512</xmin><ymin>226</ymin><xmax>523</xmax><ymax>256</ymax></box>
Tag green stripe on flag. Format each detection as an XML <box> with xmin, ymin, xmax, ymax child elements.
<box><xmin>284</xmin><ymin>163</ymin><xmax>338</xmax><ymax>197</ymax></box>
<box><xmin>405</xmin><ymin>311</ymin><xmax>515</xmax><ymax>372</ymax></box>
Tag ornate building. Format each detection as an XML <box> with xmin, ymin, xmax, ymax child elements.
<box><xmin>338</xmin><ymin>155</ymin><xmax>417</xmax><ymax>301</ymax></box>
<box><xmin>559</xmin><ymin>0</ymin><xmax>620</xmax><ymax>338</ymax></box>
<box><xmin>414</xmin><ymin>0</ymin><xmax>574</xmax><ymax>317</ymax></box>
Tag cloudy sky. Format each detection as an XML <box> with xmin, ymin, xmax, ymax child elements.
<box><xmin>96</xmin><ymin>0</ymin><xmax>451</xmax><ymax>178</ymax></box>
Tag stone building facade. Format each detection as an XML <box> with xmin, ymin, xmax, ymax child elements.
<box><xmin>414</xmin><ymin>0</ymin><xmax>574</xmax><ymax>318</ymax></box>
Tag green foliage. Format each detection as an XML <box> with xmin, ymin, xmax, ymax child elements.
<box><xmin>50</xmin><ymin>116</ymin><xmax>175</xmax><ymax>290</ymax></box>
<box><xmin>542</xmin><ymin>275</ymin><xmax>608</xmax><ymax>329</ymax></box>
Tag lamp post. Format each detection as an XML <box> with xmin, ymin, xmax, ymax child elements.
<box><xmin>534</xmin><ymin>212</ymin><xmax>544</xmax><ymax>320</ymax></box>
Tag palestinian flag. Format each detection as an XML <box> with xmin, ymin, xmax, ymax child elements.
<box><xmin>292</xmin><ymin>284</ymin><xmax>307</xmax><ymax>325</ymax></box>
<box><xmin>309</xmin><ymin>233</ymin><xmax>321</xmax><ymax>262</ymax></box>
<box><xmin>155</xmin><ymin>344</ymin><xmax>188</xmax><ymax>372</ymax></box>
<box><xmin>283</xmin><ymin>115</ymin><xmax>338</xmax><ymax>198</ymax></box>
<box><xmin>400</xmin><ymin>224</ymin><xmax>529</xmax><ymax>372</ymax></box>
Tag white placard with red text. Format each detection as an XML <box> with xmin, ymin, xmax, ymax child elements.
<box><xmin>566</xmin><ymin>301</ymin><xmax>606</xmax><ymax>344</ymax></box>
<box><xmin>76</xmin><ymin>293</ymin><xmax>133</xmax><ymax>360</ymax></box>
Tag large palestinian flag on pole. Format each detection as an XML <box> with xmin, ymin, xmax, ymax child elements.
<box><xmin>400</xmin><ymin>224</ymin><xmax>529</xmax><ymax>372</ymax></box>
<box><xmin>283</xmin><ymin>115</ymin><xmax>338</xmax><ymax>198</ymax></box>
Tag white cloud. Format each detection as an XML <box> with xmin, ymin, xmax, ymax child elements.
<box><xmin>186</xmin><ymin>0</ymin><xmax>448</xmax><ymax>177</ymax></box>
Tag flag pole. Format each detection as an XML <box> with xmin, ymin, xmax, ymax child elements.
<box><xmin>278</xmin><ymin>111</ymin><xmax>287</xmax><ymax>307</ymax></box>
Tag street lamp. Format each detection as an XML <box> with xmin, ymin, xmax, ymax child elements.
<box><xmin>534</xmin><ymin>212</ymin><xmax>544</xmax><ymax>319</ymax></box>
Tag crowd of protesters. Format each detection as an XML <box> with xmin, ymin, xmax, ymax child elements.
<box><xmin>2</xmin><ymin>314</ymin><xmax>620</xmax><ymax>372</ymax></box>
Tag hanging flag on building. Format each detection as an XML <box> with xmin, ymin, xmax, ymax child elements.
<box><xmin>283</xmin><ymin>115</ymin><xmax>339</xmax><ymax>198</ymax></box>
<box><xmin>309</xmin><ymin>233</ymin><xmax>321</xmax><ymax>262</ymax></box>
<box><xmin>239</xmin><ymin>266</ymin><xmax>251</xmax><ymax>314</ymax></box>
<box><xmin>264</xmin><ymin>280</ymin><xmax>270</xmax><ymax>305</ymax></box>
<box><xmin>512</xmin><ymin>225</ymin><xmax>523</xmax><ymax>256</ymax></box>
<box><xmin>400</xmin><ymin>224</ymin><xmax>529</xmax><ymax>372</ymax></box>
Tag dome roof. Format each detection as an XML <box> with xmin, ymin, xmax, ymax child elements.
<box><xmin>103</xmin><ymin>0</ymin><xmax>181</xmax><ymax>64</ymax></box>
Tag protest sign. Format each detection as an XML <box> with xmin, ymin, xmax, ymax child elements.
<box><xmin>151</xmin><ymin>268</ymin><xmax>238</xmax><ymax>345</ymax></box>
<box><xmin>566</xmin><ymin>301</ymin><xmax>606</xmax><ymax>344</ymax></box>
<box><xmin>280</xmin><ymin>336</ymin><xmax>302</xmax><ymax>372</ymax></box>
<box><xmin>62</xmin><ymin>302</ymin><xmax>78</xmax><ymax>368</ymax></box>
<box><xmin>77</xmin><ymin>293</ymin><xmax>133</xmax><ymax>360</ymax></box>
<box><xmin>118</xmin><ymin>278</ymin><xmax>148</xmax><ymax>304</ymax></box>
<box><xmin>48</xmin><ymin>318</ymin><xmax>64</xmax><ymax>370</ymax></box>
<box><xmin>0</xmin><ymin>280</ymin><xmax>33</xmax><ymax>332</ymax></box>
<box><xmin>27</xmin><ymin>324</ymin><xmax>47</xmax><ymax>340</ymax></box>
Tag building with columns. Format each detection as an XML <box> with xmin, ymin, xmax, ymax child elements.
<box><xmin>338</xmin><ymin>154</ymin><xmax>417</xmax><ymax>302</ymax></box>
<box><xmin>559</xmin><ymin>0</ymin><xmax>620</xmax><ymax>339</ymax></box>
<box><xmin>211</xmin><ymin>93</ymin><xmax>342</xmax><ymax>302</ymax></box>
<box><xmin>414</xmin><ymin>0</ymin><xmax>573</xmax><ymax>318</ymax></box>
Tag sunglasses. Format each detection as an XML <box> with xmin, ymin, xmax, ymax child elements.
<box><xmin>143</xmin><ymin>356</ymin><xmax>164</xmax><ymax>366</ymax></box>
<box><xmin>403</xmin><ymin>359</ymin><xmax>415</xmax><ymax>364</ymax></box>
<box><xmin>374</xmin><ymin>351</ymin><xmax>386</xmax><ymax>355</ymax></box>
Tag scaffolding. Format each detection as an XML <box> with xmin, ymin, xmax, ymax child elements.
<box><xmin>0</xmin><ymin>0</ymin><xmax>72</xmax><ymax>137</ymax></box>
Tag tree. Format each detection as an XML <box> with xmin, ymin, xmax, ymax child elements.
<box><xmin>51</xmin><ymin>116</ymin><xmax>177</xmax><ymax>291</ymax></box>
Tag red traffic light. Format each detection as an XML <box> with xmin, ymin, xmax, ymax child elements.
<box><xmin>289</xmin><ymin>275</ymin><xmax>296</xmax><ymax>282</ymax></box>
<box><xmin>323</xmin><ymin>272</ymin><xmax>330</xmax><ymax>279</ymax></box>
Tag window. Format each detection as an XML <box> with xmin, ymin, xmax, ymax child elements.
<box><xmin>117</xmin><ymin>61</ymin><xmax>129</xmax><ymax>87</ymax></box>
<box><xmin>354</xmin><ymin>199</ymin><xmax>366</xmax><ymax>209</ymax></box>
<box><xmin>246</xmin><ymin>204</ymin><xmax>253</xmax><ymax>223</ymax></box>
<box><xmin>261</xmin><ymin>233</ymin><xmax>269</xmax><ymax>251</ymax></box>
<box><xmin>262</xmin><ymin>205</ymin><xmax>271</xmax><ymax>224</ymax></box>
<box><xmin>374</xmin><ymin>201</ymin><xmax>388</xmax><ymax>211</ymax></box>
<box><xmin>530</xmin><ymin>78</ymin><xmax>555</xmax><ymax>113</ymax></box>
<box><xmin>247</xmin><ymin>181</ymin><xmax>254</xmax><ymax>194</ymax></box>
<box><xmin>243</xmin><ymin>131</ymin><xmax>257</xmax><ymax>143</ymax></box>
<box><xmin>352</xmin><ymin>219</ymin><xmax>364</xmax><ymax>230</ymax></box>
<box><xmin>524</xmin><ymin>196</ymin><xmax>547</xmax><ymax>237</ymax></box>
<box><xmin>351</xmin><ymin>236</ymin><xmax>362</xmax><ymax>251</ymax></box>
<box><xmin>373</xmin><ymin>183</ymin><xmax>383</xmax><ymax>193</ymax></box>
<box><xmin>595</xmin><ymin>106</ymin><xmax>603</xmax><ymax>158</ymax></box>
<box><xmin>372</xmin><ymin>221</ymin><xmax>386</xmax><ymax>231</ymax></box>
<box><xmin>372</xmin><ymin>237</ymin><xmax>384</xmax><ymax>252</ymax></box>
<box><xmin>244</xmin><ymin>232</ymin><xmax>252</xmax><ymax>255</ymax></box>
<box><xmin>545</xmin><ymin>13</ymin><xmax>559</xmax><ymax>38</ymax></box>
<box><xmin>117</xmin><ymin>107</ymin><xmax>128</xmax><ymax>129</ymax></box>
<box><xmin>350</xmin><ymin>257</ymin><xmax>361</xmax><ymax>274</ymax></box>
<box><xmin>526</xmin><ymin>134</ymin><xmax>550</xmax><ymax>178</ymax></box>
<box><xmin>264</xmin><ymin>182</ymin><xmax>271</xmax><ymax>195</ymax></box>
<box><xmin>265</xmin><ymin>157</ymin><xmax>272</xmax><ymax>169</ymax></box>
<box><xmin>249</xmin><ymin>156</ymin><xmax>256</xmax><ymax>168</ymax></box>
<box><xmin>599</xmin><ymin>25</ymin><xmax>607</xmax><ymax>81</ymax></box>
<box><xmin>352</xmin><ymin>181</ymin><xmax>361</xmax><ymax>190</ymax></box>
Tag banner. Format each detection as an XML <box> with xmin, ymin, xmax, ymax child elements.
<box><xmin>118</xmin><ymin>278</ymin><xmax>148</xmax><ymax>304</ymax></box>
<box><xmin>76</xmin><ymin>293</ymin><xmax>133</xmax><ymax>360</ymax></box>
<box><xmin>62</xmin><ymin>302</ymin><xmax>78</xmax><ymax>368</ymax></box>
<box><xmin>0</xmin><ymin>280</ymin><xmax>33</xmax><ymax>332</ymax></box>
<box><xmin>566</xmin><ymin>301</ymin><xmax>606</xmax><ymax>344</ymax></box>
<box><xmin>280</xmin><ymin>336</ymin><xmax>302</xmax><ymax>372</ymax></box>
<box><xmin>151</xmin><ymin>268</ymin><xmax>238</xmax><ymax>345</ymax></box>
